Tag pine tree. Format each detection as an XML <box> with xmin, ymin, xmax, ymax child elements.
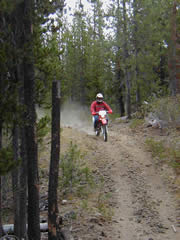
<box><xmin>48</xmin><ymin>80</ymin><xmax>61</xmax><ymax>240</ymax></box>
<box><xmin>23</xmin><ymin>0</ymin><xmax>40</xmax><ymax>238</ymax></box>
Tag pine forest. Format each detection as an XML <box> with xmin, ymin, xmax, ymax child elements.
<box><xmin>0</xmin><ymin>0</ymin><xmax>180</xmax><ymax>240</ymax></box>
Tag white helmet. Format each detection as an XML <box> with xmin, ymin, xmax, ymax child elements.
<box><xmin>96</xmin><ymin>93</ymin><xmax>103</xmax><ymax>103</ymax></box>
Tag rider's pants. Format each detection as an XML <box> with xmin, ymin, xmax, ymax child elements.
<box><xmin>92</xmin><ymin>115</ymin><xmax>99</xmax><ymax>129</ymax></box>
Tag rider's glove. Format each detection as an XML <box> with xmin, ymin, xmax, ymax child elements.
<box><xmin>108</xmin><ymin>110</ymin><xmax>113</xmax><ymax>114</ymax></box>
<box><xmin>92</xmin><ymin>112</ymin><xmax>96</xmax><ymax>115</ymax></box>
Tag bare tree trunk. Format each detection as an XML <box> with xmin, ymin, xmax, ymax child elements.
<box><xmin>0</xmin><ymin>72</ymin><xmax>4</xmax><ymax>237</ymax></box>
<box><xmin>23</xmin><ymin>0</ymin><xmax>40</xmax><ymax>239</ymax></box>
<box><xmin>0</xmin><ymin>120</ymin><xmax>4</xmax><ymax>237</ymax></box>
<box><xmin>0</xmin><ymin>177</ymin><xmax>3</xmax><ymax>238</ymax></box>
<box><xmin>18</xmin><ymin>62</ymin><xmax>28</xmax><ymax>239</ymax></box>
<box><xmin>132</xmin><ymin>0</ymin><xmax>141</xmax><ymax>108</ymax></box>
<box><xmin>169</xmin><ymin>1</ymin><xmax>177</xmax><ymax>96</ymax></box>
<box><xmin>115</xmin><ymin>0</ymin><xmax>125</xmax><ymax>116</ymax></box>
<box><xmin>13</xmin><ymin>1</ymin><xmax>28</xmax><ymax>237</ymax></box>
<box><xmin>12</xmin><ymin>125</ymin><xmax>20</xmax><ymax>237</ymax></box>
<box><xmin>48</xmin><ymin>80</ymin><xmax>61</xmax><ymax>240</ymax></box>
<box><xmin>118</xmin><ymin>94</ymin><xmax>125</xmax><ymax>117</ymax></box>
<box><xmin>122</xmin><ymin>0</ymin><xmax>131</xmax><ymax>118</ymax></box>
<box><xmin>115</xmin><ymin>61</ymin><xmax>125</xmax><ymax>116</ymax></box>
<box><xmin>125</xmin><ymin>70</ymin><xmax>131</xmax><ymax>118</ymax></box>
<box><xmin>19</xmin><ymin>126</ymin><xmax>28</xmax><ymax>240</ymax></box>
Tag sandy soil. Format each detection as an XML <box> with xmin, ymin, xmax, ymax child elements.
<box><xmin>39</xmin><ymin>106</ymin><xmax>180</xmax><ymax>240</ymax></box>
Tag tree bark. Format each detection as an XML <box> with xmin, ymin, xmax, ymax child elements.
<box><xmin>0</xmin><ymin>177</ymin><xmax>3</xmax><ymax>238</ymax></box>
<box><xmin>132</xmin><ymin>0</ymin><xmax>141</xmax><ymax>109</ymax></box>
<box><xmin>23</xmin><ymin>0</ymin><xmax>40</xmax><ymax>239</ymax></box>
<box><xmin>122</xmin><ymin>0</ymin><xmax>131</xmax><ymax>118</ymax></box>
<box><xmin>118</xmin><ymin>94</ymin><xmax>125</xmax><ymax>117</ymax></box>
<box><xmin>19</xmin><ymin>62</ymin><xmax>28</xmax><ymax>239</ymax></box>
<box><xmin>115</xmin><ymin>58</ymin><xmax>125</xmax><ymax>116</ymax></box>
<box><xmin>12</xmin><ymin>125</ymin><xmax>20</xmax><ymax>237</ymax></box>
<box><xmin>0</xmin><ymin>120</ymin><xmax>4</xmax><ymax>237</ymax></box>
<box><xmin>48</xmin><ymin>80</ymin><xmax>61</xmax><ymax>240</ymax></box>
<box><xmin>12</xmin><ymin>1</ymin><xmax>28</xmax><ymax>237</ymax></box>
<box><xmin>115</xmin><ymin>0</ymin><xmax>125</xmax><ymax>117</ymax></box>
<box><xmin>169</xmin><ymin>1</ymin><xmax>177</xmax><ymax>96</ymax></box>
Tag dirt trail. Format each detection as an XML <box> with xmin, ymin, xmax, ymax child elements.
<box><xmin>59</xmin><ymin>120</ymin><xmax>180</xmax><ymax>240</ymax></box>
<box><xmin>99</xmin><ymin>123</ymin><xmax>180</xmax><ymax>240</ymax></box>
<box><xmin>41</xmin><ymin>100</ymin><xmax>180</xmax><ymax>240</ymax></box>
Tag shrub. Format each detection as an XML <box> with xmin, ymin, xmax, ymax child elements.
<box><xmin>145</xmin><ymin>138</ymin><xmax>180</xmax><ymax>172</ymax></box>
<box><xmin>129</xmin><ymin>119</ymin><xmax>145</xmax><ymax>129</ymax></box>
<box><xmin>145</xmin><ymin>138</ymin><xmax>166</xmax><ymax>159</ymax></box>
<box><xmin>37</xmin><ymin>115</ymin><xmax>50</xmax><ymax>144</ymax></box>
<box><xmin>59</xmin><ymin>141</ymin><xmax>95</xmax><ymax>196</ymax></box>
<box><xmin>150</xmin><ymin>95</ymin><xmax>180</xmax><ymax>127</ymax></box>
<box><xmin>0</xmin><ymin>146</ymin><xmax>21</xmax><ymax>175</ymax></box>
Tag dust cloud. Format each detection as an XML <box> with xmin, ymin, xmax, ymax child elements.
<box><xmin>61</xmin><ymin>101</ymin><xmax>93</xmax><ymax>134</ymax></box>
<box><xmin>36</xmin><ymin>102</ymin><xmax>93</xmax><ymax>134</ymax></box>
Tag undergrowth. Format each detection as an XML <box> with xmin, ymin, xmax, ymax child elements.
<box><xmin>59</xmin><ymin>141</ymin><xmax>113</xmax><ymax>220</ymax></box>
<box><xmin>129</xmin><ymin>119</ymin><xmax>145</xmax><ymax>129</ymax></box>
<box><xmin>151</xmin><ymin>96</ymin><xmax>180</xmax><ymax>126</ymax></box>
<box><xmin>145</xmin><ymin>138</ymin><xmax>180</xmax><ymax>173</ymax></box>
<box><xmin>37</xmin><ymin>115</ymin><xmax>50</xmax><ymax>144</ymax></box>
<box><xmin>59</xmin><ymin>141</ymin><xmax>95</xmax><ymax>196</ymax></box>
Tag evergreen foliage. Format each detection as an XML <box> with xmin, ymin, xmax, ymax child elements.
<box><xmin>37</xmin><ymin>115</ymin><xmax>50</xmax><ymax>144</ymax></box>
<box><xmin>59</xmin><ymin>142</ymin><xmax>94</xmax><ymax>195</ymax></box>
<box><xmin>0</xmin><ymin>146</ymin><xmax>20</xmax><ymax>175</ymax></box>
<box><xmin>0</xmin><ymin>0</ymin><xmax>179</xmax><ymax>237</ymax></box>
<box><xmin>1</xmin><ymin>0</ymin><xmax>179</xmax><ymax>118</ymax></box>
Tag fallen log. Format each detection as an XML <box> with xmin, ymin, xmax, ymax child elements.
<box><xmin>2</xmin><ymin>224</ymin><xmax>74</xmax><ymax>240</ymax></box>
<box><xmin>3</xmin><ymin>223</ymin><xmax>48</xmax><ymax>234</ymax></box>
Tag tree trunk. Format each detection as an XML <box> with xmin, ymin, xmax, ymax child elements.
<box><xmin>23</xmin><ymin>0</ymin><xmax>40</xmax><ymax>239</ymax></box>
<box><xmin>0</xmin><ymin>177</ymin><xmax>3</xmax><ymax>238</ymax></box>
<box><xmin>19</xmin><ymin>126</ymin><xmax>28</xmax><ymax>240</ymax></box>
<box><xmin>133</xmin><ymin>0</ymin><xmax>141</xmax><ymax>108</ymax></box>
<box><xmin>11</xmin><ymin>1</ymin><xmax>28</xmax><ymax>237</ymax></box>
<box><xmin>125</xmin><ymin>70</ymin><xmax>131</xmax><ymax>118</ymax></box>
<box><xmin>115</xmin><ymin>60</ymin><xmax>125</xmax><ymax>116</ymax></box>
<box><xmin>48</xmin><ymin>80</ymin><xmax>61</xmax><ymax>240</ymax></box>
<box><xmin>115</xmin><ymin>0</ymin><xmax>125</xmax><ymax>117</ymax></box>
<box><xmin>122</xmin><ymin>0</ymin><xmax>131</xmax><ymax>118</ymax></box>
<box><xmin>18</xmin><ymin>62</ymin><xmax>28</xmax><ymax>239</ymax></box>
<box><xmin>118</xmin><ymin>94</ymin><xmax>125</xmax><ymax>117</ymax></box>
<box><xmin>12</xmin><ymin>125</ymin><xmax>20</xmax><ymax>237</ymax></box>
<box><xmin>169</xmin><ymin>1</ymin><xmax>177</xmax><ymax>96</ymax></box>
<box><xmin>0</xmin><ymin>120</ymin><xmax>4</xmax><ymax>237</ymax></box>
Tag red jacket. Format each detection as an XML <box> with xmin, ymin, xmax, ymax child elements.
<box><xmin>90</xmin><ymin>101</ymin><xmax>113</xmax><ymax>115</ymax></box>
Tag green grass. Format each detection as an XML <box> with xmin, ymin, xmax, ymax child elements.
<box><xmin>145</xmin><ymin>138</ymin><xmax>180</xmax><ymax>171</ymax></box>
<box><xmin>129</xmin><ymin>119</ymin><xmax>145</xmax><ymax>129</ymax></box>
<box><xmin>59</xmin><ymin>141</ymin><xmax>95</xmax><ymax>197</ymax></box>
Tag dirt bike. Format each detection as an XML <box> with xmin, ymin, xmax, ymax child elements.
<box><xmin>95</xmin><ymin>110</ymin><xmax>108</xmax><ymax>142</ymax></box>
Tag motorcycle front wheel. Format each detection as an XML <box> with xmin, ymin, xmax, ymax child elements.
<box><xmin>102</xmin><ymin>125</ymin><xmax>107</xmax><ymax>142</ymax></box>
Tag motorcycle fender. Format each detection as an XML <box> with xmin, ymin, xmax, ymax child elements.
<box><xmin>101</xmin><ymin>119</ymin><xmax>107</xmax><ymax>125</ymax></box>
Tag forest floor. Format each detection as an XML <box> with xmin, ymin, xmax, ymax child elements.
<box><xmin>39</xmin><ymin>107</ymin><xmax>180</xmax><ymax>240</ymax></box>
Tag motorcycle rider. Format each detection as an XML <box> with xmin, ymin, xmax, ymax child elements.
<box><xmin>90</xmin><ymin>93</ymin><xmax>113</xmax><ymax>131</ymax></box>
